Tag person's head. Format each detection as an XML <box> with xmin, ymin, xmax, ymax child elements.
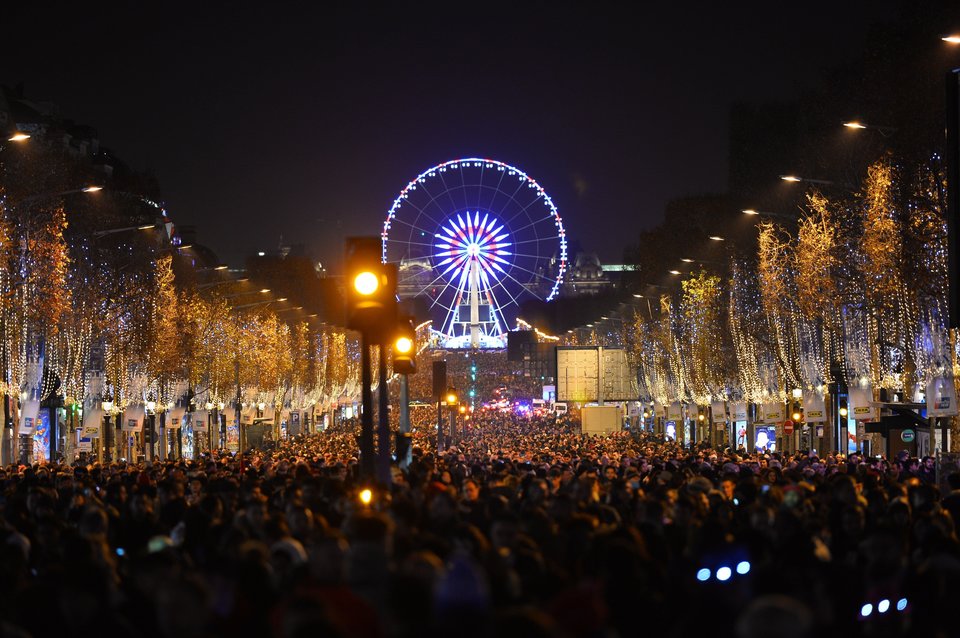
<box><xmin>721</xmin><ymin>477</ymin><xmax>737</xmax><ymax>500</ymax></box>
<box><xmin>462</xmin><ymin>478</ymin><xmax>481</xmax><ymax>502</ymax></box>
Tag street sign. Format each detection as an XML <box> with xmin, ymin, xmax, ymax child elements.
<box><xmin>783</xmin><ymin>420</ymin><xmax>795</xmax><ymax>435</ymax></box>
<box><xmin>901</xmin><ymin>429</ymin><xmax>915</xmax><ymax>443</ymax></box>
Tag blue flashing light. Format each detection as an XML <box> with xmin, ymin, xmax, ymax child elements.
<box><xmin>861</xmin><ymin>603</ymin><xmax>873</xmax><ymax>618</ymax></box>
<box><xmin>896</xmin><ymin>598</ymin><xmax>907</xmax><ymax>612</ymax></box>
<box><xmin>736</xmin><ymin>561</ymin><xmax>751</xmax><ymax>575</ymax></box>
<box><xmin>716</xmin><ymin>566</ymin><xmax>732</xmax><ymax>582</ymax></box>
<box><xmin>877</xmin><ymin>599</ymin><xmax>890</xmax><ymax>614</ymax></box>
<box><xmin>696</xmin><ymin>568</ymin><xmax>711</xmax><ymax>582</ymax></box>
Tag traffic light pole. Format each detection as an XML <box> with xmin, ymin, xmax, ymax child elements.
<box><xmin>437</xmin><ymin>399</ymin><xmax>444</xmax><ymax>454</ymax></box>
<box><xmin>399</xmin><ymin>374</ymin><xmax>411</xmax><ymax>468</ymax></box>
<box><xmin>377</xmin><ymin>345</ymin><xmax>391</xmax><ymax>484</ymax></box>
<box><xmin>360</xmin><ymin>334</ymin><xmax>375</xmax><ymax>479</ymax></box>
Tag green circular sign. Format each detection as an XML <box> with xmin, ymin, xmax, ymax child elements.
<box><xmin>901</xmin><ymin>429</ymin><xmax>915</xmax><ymax>443</ymax></box>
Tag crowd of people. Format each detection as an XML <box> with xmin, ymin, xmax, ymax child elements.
<box><xmin>1</xmin><ymin>407</ymin><xmax>959</xmax><ymax>638</ymax></box>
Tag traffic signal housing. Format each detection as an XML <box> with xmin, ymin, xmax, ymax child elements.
<box><xmin>345</xmin><ymin>237</ymin><xmax>397</xmax><ymax>341</ymax></box>
<box><xmin>393</xmin><ymin>316</ymin><xmax>417</xmax><ymax>375</ymax></box>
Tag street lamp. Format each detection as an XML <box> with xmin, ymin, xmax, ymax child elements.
<box><xmin>91</xmin><ymin>223</ymin><xmax>157</xmax><ymax>239</ymax></box>
<box><xmin>743</xmin><ymin>208</ymin><xmax>797</xmax><ymax>221</ymax></box>
<box><xmin>942</xmin><ymin>35</ymin><xmax>960</xmax><ymax>44</ymax></box>
<box><xmin>842</xmin><ymin>121</ymin><xmax>897</xmax><ymax>136</ymax></box>
<box><xmin>780</xmin><ymin>175</ymin><xmax>837</xmax><ymax>186</ymax></box>
<box><xmin>708</xmin><ymin>235</ymin><xmax>725</xmax><ymax>241</ymax></box>
<box><xmin>7</xmin><ymin>132</ymin><xmax>30</xmax><ymax>142</ymax></box>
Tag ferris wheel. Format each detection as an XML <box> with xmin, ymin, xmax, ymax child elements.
<box><xmin>382</xmin><ymin>158</ymin><xmax>567</xmax><ymax>349</ymax></box>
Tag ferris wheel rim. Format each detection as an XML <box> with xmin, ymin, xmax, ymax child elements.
<box><xmin>381</xmin><ymin>157</ymin><xmax>568</xmax><ymax>301</ymax></box>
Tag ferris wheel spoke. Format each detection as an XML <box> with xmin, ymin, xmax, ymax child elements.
<box><xmin>507</xmin><ymin>213</ymin><xmax>557</xmax><ymax>237</ymax></box>
<box><xmin>388</xmin><ymin>194</ymin><xmax>445</xmax><ymax>232</ymax></box>
<box><xmin>501</xmin><ymin>187</ymin><xmax>549</xmax><ymax>227</ymax></box>
<box><xmin>386</xmin><ymin>217</ymin><xmax>444</xmax><ymax>249</ymax></box>
<box><xmin>399</xmin><ymin>171</ymin><xmax>473</xmax><ymax>229</ymax></box>
<box><xmin>384</xmin><ymin>238</ymin><xmax>436</xmax><ymax>251</ymax></box>
<box><xmin>404</xmin><ymin>268</ymin><xmax>449</xmax><ymax>294</ymax></box>
<box><xmin>486</xmin><ymin>270</ymin><xmax>526</xmax><ymax>309</ymax></box>
<box><xmin>510</xmin><ymin>236</ymin><xmax>560</xmax><ymax>247</ymax></box>
<box><xmin>386</xmin><ymin>214</ymin><xmax>437</xmax><ymax>237</ymax></box>
<box><xmin>499</xmin><ymin>261</ymin><xmax>554</xmax><ymax>291</ymax></box>
<box><xmin>435</xmin><ymin>168</ymin><xmax>469</xmax><ymax>222</ymax></box>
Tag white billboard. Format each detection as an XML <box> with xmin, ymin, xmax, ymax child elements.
<box><xmin>556</xmin><ymin>347</ymin><xmax>637</xmax><ymax>402</ymax></box>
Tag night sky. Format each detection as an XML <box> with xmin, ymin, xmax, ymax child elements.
<box><xmin>3</xmin><ymin>1</ymin><xmax>901</xmax><ymax>269</ymax></box>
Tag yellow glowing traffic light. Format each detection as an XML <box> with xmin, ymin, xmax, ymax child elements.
<box><xmin>345</xmin><ymin>237</ymin><xmax>397</xmax><ymax>340</ymax></box>
<box><xmin>392</xmin><ymin>316</ymin><xmax>417</xmax><ymax>375</ymax></box>
<box><xmin>353</xmin><ymin>271</ymin><xmax>380</xmax><ymax>296</ymax></box>
<box><xmin>395</xmin><ymin>336</ymin><xmax>413</xmax><ymax>354</ymax></box>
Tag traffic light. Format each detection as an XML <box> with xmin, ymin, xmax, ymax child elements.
<box><xmin>345</xmin><ymin>237</ymin><xmax>397</xmax><ymax>340</ymax></box>
<box><xmin>392</xmin><ymin>316</ymin><xmax>417</xmax><ymax>375</ymax></box>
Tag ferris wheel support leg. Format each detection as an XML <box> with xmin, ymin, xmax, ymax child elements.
<box><xmin>470</xmin><ymin>259</ymin><xmax>480</xmax><ymax>349</ymax></box>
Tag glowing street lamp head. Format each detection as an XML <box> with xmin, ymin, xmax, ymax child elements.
<box><xmin>358</xmin><ymin>488</ymin><xmax>373</xmax><ymax>505</ymax></box>
<box><xmin>843</xmin><ymin>121</ymin><xmax>867</xmax><ymax>129</ymax></box>
<box><xmin>82</xmin><ymin>185</ymin><xmax>103</xmax><ymax>192</ymax></box>
<box><xmin>353</xmin><ymin>271</ymin><xmax>379</xmax><ymax>296</ymax></box>
<box><xmin>7</xmin><ymin>132</ymin><xmax>30</xmax><ymax>142</ymax></box>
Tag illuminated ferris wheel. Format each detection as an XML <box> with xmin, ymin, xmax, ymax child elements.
<box><xmin>382</xmin><ymin>158</ymin><xmax>567</xmax><ymax>349</ymax></box>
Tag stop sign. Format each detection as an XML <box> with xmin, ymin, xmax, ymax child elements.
<box><xmin>783</xmin><ymin>420</ymin><xmax>795</xmax><ymax>435</ymax></box>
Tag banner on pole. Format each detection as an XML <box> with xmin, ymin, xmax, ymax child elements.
<box><xmin>18</xmin><ymin>400</ymin><xmax>40</xmax><ymax>435</ymax></box>
<box><xmin>82</xmin><ymin>404</ymin><xmax>103</xmax><ymax>437</ymax></box>
<box><xmin>926</xmin><ymin>376</ymin><xmax>959</xmax><ymax>417</ymax></box>
<box><xmin>802</xmin><ymin>391</ymin><xmax>827</xmax><ymax>423</ymax></box>
<box><xmin>711</xmin><ymin>401</ymin><xmax>726</xmax><ymax>423</ymax></box>
<box><xmin>731</xmin><ymin>402</ymin><xmax>747</xmax><ymax>422</ymax></box>
<box><xmin>168</xmin><ymin>406</ymin><xmax>186</xmax><ymax>429</ymax></box>
<box><xmin>849</xmin><ymin>385</ymin><xmax>875</xmax><ymax>421</ymax></box>
<box><xmin>122</xmin><ymin>405</ymin><xmax>145</xmax><ymax>432</ymax></box>
<box><xmin>192</xmin><ymin>410</ymin><xmax>209</xmax><ymax>429</ymax></box>
<box><xmin>761</xmin><ymin>401</ymin><xmax>783</xmax><ymax>424</ymax></box>
<box><xmin>667</xmin><ymin>402</ymin><xmax>682</xmax><ymax>420</ymax></box>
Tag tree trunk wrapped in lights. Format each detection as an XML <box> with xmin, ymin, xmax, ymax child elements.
<box><xmin>679</xmin><ymin>270</ymin><xmax>733</xmax><ymax>405</ymax></box>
